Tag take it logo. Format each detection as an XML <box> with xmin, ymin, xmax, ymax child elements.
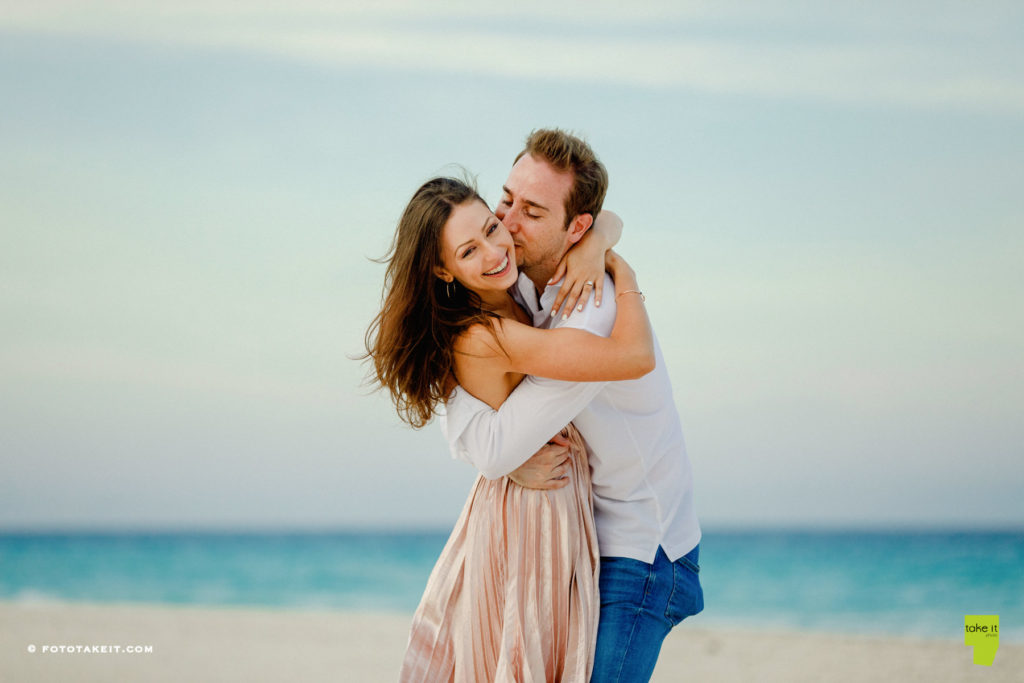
<box><xmin>964</xmin><ymin>615</ymin><xmax>999</xmax><ymax>666</ymax></box>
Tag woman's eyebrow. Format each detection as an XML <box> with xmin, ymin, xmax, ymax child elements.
<box><xmin>456</xmin><ymin>217</ymin><xmax>493</xmax><ymax>252</ymax></box>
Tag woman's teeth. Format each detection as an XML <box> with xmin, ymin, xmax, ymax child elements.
<box><xmin>483</xmin><ymin>254</ymin><xmax>509</xmax><ymax>276</ymax></box>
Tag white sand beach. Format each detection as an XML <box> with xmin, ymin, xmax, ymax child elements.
<box><xmin>1</xmin><ymin>601</ymin><xmax>1019</xmax><ymax>682</ymax></box>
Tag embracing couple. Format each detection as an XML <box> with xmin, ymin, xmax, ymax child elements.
<box><xmin>366</xmin><ymin>129</ymin><xmax>702</xmax><ymax>682</ymax></box>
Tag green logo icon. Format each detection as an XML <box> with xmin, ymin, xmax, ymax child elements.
<box><xmin>964</xmin><ymin>615</ymin><xmax>999</xmax><ymax>666</ymax></box>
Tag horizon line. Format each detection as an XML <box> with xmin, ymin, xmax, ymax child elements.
<box><xmin>2</xmin><ymin>523</ymin><xmax>1022</xmax><ymax>536</ymax></box>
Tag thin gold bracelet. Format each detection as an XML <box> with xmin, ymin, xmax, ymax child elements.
<box><xmin>616</xmin><ymin>289</ymin><xmax>646</xmax><ymax>302</ymax></box>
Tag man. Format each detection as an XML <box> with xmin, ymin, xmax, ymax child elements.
<box><xmin>440</xmin><ymin>128</ymin><xmax>703</xmax><ymax>682</ymax></box>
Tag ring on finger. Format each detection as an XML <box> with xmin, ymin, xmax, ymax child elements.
<box><xmin>584</xmin><ymin>280</ymin><xmax>594</xmax><ymax>287</ymax></box>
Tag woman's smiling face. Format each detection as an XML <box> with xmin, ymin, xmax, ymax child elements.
<box><xmin>437</xmin><ymin>199</ymin><xmax>518</xmax><ymax>297</ymax></box>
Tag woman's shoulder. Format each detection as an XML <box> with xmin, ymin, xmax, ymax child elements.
<box><xmin>453</xmin><ymin>320</ymin><xmax>506</xmax><ymax>357</ymax></box>
<box><xmin>452</xmin><ymin>320</ymin><xmax>523</xmax><ymax>406</ymax></box>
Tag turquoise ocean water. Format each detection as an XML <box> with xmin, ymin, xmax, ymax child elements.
<box><xmin>1</xmin><ymin>530</ymin><xmax>1021</xmax><ymax>642</ymax></box>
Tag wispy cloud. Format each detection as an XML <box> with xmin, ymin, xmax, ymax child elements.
<box><xmin>3</xmin><ymin>1</ymin><xmax>1022</xmax><ymax>111</ymax></box>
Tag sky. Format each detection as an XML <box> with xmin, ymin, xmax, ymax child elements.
<box><xmin>1</xmin><ymin>1</ymin><xmax>1022</xmax><ymax>531</ymax></box>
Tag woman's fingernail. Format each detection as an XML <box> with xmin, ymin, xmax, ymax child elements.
<box><xmin>577</xmin><ymin>304</ymin><xmax>583</xmax><ymax>311</ymax></box>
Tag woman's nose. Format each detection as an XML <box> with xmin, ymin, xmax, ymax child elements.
<box><xmin>485</xmin><ymin>241</ymin><xmax>505</xmax><ymax>259</ymax></box>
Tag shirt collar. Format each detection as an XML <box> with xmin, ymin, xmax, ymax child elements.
<box><xmin>514</xmin><ymin>272</ymin><xmax>562</xmax><ymax>325</ymax></box>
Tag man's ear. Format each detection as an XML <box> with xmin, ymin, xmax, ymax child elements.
<box><xmin>434</xmin><ymin>266</ymin><xmax>454</xmax><ymax>283</ymax></box>
<box><xmin>566</xmin><ymin>213</ymin><xmax>594</xmax><ymax>245</ymax></box>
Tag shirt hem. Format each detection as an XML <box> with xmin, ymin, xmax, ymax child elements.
<box><xmin>598</xmin><ymin>527</ymin><xmax>702</xmax><ymax>565</ymax></box>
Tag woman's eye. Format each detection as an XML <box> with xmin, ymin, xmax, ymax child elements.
<box><xmin>487</xmin><ymin>223</ymin><xmax>498</xmax><ymax>235</ymax></box>
<box><xmin>462</xmin><ymin>247</ymin><xmax>475</xmax><ymax>258</ymax></box>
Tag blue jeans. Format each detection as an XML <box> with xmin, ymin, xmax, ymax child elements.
<box><xmin>591</xmin><ymin>545</ymin><xmax>703</xmax><ymax>683</ymax></box>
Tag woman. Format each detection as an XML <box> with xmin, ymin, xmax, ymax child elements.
<box><xmin>365</xmin><ymin>177</ymin><xmax>653</xmax><ymax>682</ymax></box>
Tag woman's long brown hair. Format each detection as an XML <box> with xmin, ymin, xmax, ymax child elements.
<box><xmin>364</xmin><ymin>177</ymin><xmax>500</xmax><ymax>428</ymax></box>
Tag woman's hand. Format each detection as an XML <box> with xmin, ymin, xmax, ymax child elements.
<box><xmin>549</xmin><ymin>232</ymin><xmax>607</xmax><ymax>320</ymax></box>
<box><xmin>548</xmin><ymin>210</ymin><xmax>622</xmax><ymax>320</ymax></box>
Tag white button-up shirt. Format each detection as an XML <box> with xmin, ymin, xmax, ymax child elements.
<box><xmin>440</xmin><ymin>272</ymin><xmax>701</xmax><ymax>563</ymax></box>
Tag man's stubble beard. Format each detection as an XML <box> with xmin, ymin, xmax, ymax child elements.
<box><xmin>519</xmin><ymin>244</ymin><xmax>568</xmax><ymax>293</ymax></box>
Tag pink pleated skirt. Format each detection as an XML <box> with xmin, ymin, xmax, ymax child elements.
<box><xmin>399</xmin><ymin>425</ymin><xmax>599</xmax><ymax>682</ymax></box>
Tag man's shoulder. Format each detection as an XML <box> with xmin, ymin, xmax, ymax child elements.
<box><xmin>550</xmin><ymin>272</ymin><xmax>617</xmax><ymax>336</ymax></box>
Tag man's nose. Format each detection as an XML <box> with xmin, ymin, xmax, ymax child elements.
<box><xmin>502</xmin><ymin>205</ymin><xmax>522</xmax><ymax>233</ymax></box>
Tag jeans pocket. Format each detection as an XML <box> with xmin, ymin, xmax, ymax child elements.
<box><xmin>665</xmin><ymin>548</ymin><xmax>704</xmax><ymax>625</ymax></box>
<box><xmin>599</xmin><ymin>556</ymin><xmax>652</xmax><ymax>608</ymax></box>
<box><xmin>676</xmin><ymin>554</ymin><xmax>700</xmax><ymax>574</ymax></box>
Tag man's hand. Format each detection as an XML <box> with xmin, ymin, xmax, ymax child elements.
<box><xmin>508</xmin><ymin>431</ymin><xmax>573</xmax><ymax>490</ymax></box>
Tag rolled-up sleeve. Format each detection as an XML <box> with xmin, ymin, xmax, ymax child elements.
<box><xmin>440</xmin><ymin>378</ymin><xmax>606</xmax><ymax>479</ymax></box>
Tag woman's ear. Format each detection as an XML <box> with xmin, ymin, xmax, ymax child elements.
<box><xmin>434</xmin><ymin>266</ymin><xmax>454</xmax><ymax>283</ymax></box>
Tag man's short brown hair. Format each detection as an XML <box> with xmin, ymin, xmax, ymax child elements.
<box><xmin>515</xmin><ymin>129</ymin><xmax>608</xmax><ymax>228</ymax></box>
